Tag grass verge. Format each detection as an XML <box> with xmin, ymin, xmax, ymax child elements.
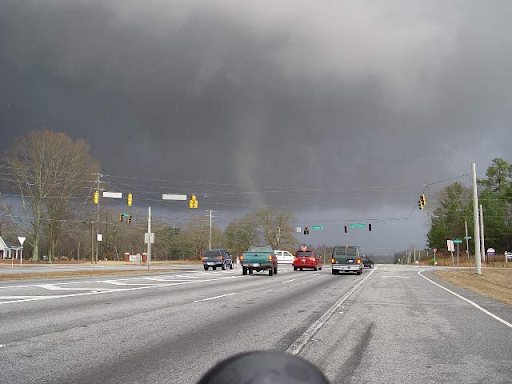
<box><xmin>434</xmin><ymin>269</ymin><xmax>512</xmax><ymax>307</ymax></box>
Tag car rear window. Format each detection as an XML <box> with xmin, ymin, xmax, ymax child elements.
<box><xmin>248</xmin><ymin>246</ymin><xmax>272</xmax><ymax>252</ymax></box>
<box><xmin>204</xmin><ymin>250</ymin><xmax>221</xmax><ymax>257</ymax></box>
<box><xmin>296</xmin><ymin>251</ymin><xmax>313</xmax><ymax>257</ymax></box>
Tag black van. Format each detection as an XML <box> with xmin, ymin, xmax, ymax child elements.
<box><xmin>202</xmin><ymin>249</ymin><xmax>234</xmax><ymax>271</ymax></box>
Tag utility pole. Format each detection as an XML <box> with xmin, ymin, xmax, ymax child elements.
<box><xmin>471</xmin><ymin>163</ymin><xmax>482</xmax><ymax>275</ymax></box>
<box><xmin>147</xmin><ymin>207</ymin><xmax>151</xmax><ymax>270</ymax></box>
<box><xmin>479</xmin><ymin>204</ymin><xmax>486</xmax><ymax>264</ymax></box>
<box><xmin>91</xmin><ymin>222</ymin><xmax>94</xmax><ymax>264</ymax></box>
<box><xmin>276</xmin><ymin>227</ymin><xmax>281</xmax><ymax>248</ymax></box>
<box><xmin>95</xmin><ymin>173</ymin><xmax>101</xmax><ymax>264</ymax></box>
<box><xmin>205</xmin><ymin>210</ymin><xmax>216</xmax><ymax>251</ymax></box>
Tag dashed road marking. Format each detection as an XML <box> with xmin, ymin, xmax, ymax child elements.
<box><xmin>194</xmin><ymin>293</ymin><xmax>237</xmax><ymax>303</ymax></box>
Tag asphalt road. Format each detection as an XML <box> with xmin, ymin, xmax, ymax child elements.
<box><xmin>0</xmin><ymin>265</ymin><xmax>510</xmax><ymax>384</ymax></box>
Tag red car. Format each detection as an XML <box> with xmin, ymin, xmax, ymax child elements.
<box><xmin>293</xmin><ymin>250</ymin><xmax>322</xmax><ymax>271</ymax></box>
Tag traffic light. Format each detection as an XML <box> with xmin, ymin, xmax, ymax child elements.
<box><xmin>369</xmin><ymin>224</ymin><xmax>372</xmax><ymax>231</ymax></box>
<box><xmin>127</xmin><ymin>193</ymin><xmax>132</xmax><ymax>207</ymax></box>
<box><xmin>344</xmin><ymin>226</ymin><xmax>347</xmax><ymax>233</ymax></box>
<box><xmin>304</xmin><ymin>226</ymin><xmax>309</xmax><ymax>235</ymax></box>
<box><xmin>93</xmin><ymin>190</ymin><xmax>99</xmax><ymax>204</ymax></box>
<box><xmin>189</xmin><ymin>194</ymin><xmax>198</xmax><ymax>209</ymax></box>
<box><xmin>418</xmin><ymin>193</ymin><xmax>427</xmax><ymax>210</ymax></box>
<box><xmin>119</xmin><ymin>212</ymin><xmax>123</xmax><ymax>222</ymax></box>
<box><xmin>128</xmin><ymin>214</ymin><xmax>132</xmax><ymax>223</ymax></box>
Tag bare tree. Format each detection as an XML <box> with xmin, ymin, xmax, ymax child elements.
<box><xmin>2</xmin><ymin>129</ymin><xmax>99</xmax><ymax>261</ymax></box>
<box><xmin>254</xmin><ymin>207</ymin><xmax>297</xmax><ymax>249</ymax></box>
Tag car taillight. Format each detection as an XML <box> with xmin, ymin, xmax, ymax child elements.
<box><xmin>240</xmin><ymin>255</ymin><xmax>244</xmax><ymax>261</ymax></box>
<box><xmin>331</xmin><ymin>258</ymin><xmax>335</xmax><ymax>263</ymax></box>
<box><xmin>268</xmin><ymin>256</ymin><xmax>273</xmax><ymax>261</ymax></box>
<box><xmin>218</xmin><ymin>256</ymin><xmax>223</xmax><ymax>261</ymax></box>
<box><xmin>201</xmin><ymin>257</ymin><xmax>205</xmax><ymax>261</ymax></box>
<box><xmin>356</xmin><ymin>258</ymin><xmax>361</xmax><ymax>264</ymax></box>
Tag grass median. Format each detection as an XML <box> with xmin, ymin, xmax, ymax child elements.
<box><xmin>434</xmin><ymin>269</ymin><xmax>512</xmax><ymax>306</ymax></box>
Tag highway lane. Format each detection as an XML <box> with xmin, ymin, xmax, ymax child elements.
<box><xmin>1</xmin><ymin>265</ymin><xmax>511</xmax><ymax>384</ymax></box>
<box><xmin>0</xmin><ymin>265</ymin><xmax>365</xmax><ymax>383</ymax></box>
<box><xmin>299</xmin><ymin>265</ymin><xmax>512</xmax><ymax>384</ymax></box>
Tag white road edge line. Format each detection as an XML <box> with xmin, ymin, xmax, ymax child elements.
<box><xmin>282</xmin><ymin>279</ymin><xmax>297</xmax><ymax>283</ymax></box>
<box><xmin>194</xmin><ymin>293</ymin><xmax>237</xmax><ymax>303</ymax></box>
<box><xmin>418</xmin><ymin>270</ymin><xmax>512</xmax><ymax>329</ymax></box>
<box><xmin>287</xmin><ymin>266</ymin><xmax>377</xmax><ymax>355</ymax></box>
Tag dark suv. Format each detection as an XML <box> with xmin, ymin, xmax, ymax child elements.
<box><xmin>362</xmin><ymin>256</ymin><xmax>374</xmax><ymax>268</ymax></box>
<box><xmin>202</xmin><ymin>249</ymin><xmax>233</xmax><ymax>271</ymax></box>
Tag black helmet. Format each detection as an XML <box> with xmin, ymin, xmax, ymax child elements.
<box><xmin>198</xmin><ymin>350</ymin><xmax>330</xmax><ymax>384</ymax></box>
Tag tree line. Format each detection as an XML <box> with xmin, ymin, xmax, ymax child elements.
<box><xmin>426</xmin><ymin>158</ymin><xmax>512</xmax><ymax>254</ymax></box>
<box><xmin>0</xmin><ymin>130</ymin><xmax>300</xmax><ymax>261</ymax></box>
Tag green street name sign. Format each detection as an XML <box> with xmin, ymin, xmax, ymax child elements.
<box><xmin>311</xmin><ymin>225</ymin><xmax>325</xmax><ymax>230</ymax></box>
<box><xmin>464</xmin><ymin>236</ymin><xmax>472</xmax><ymax>240</ymax></box>
<box><xmin>453</xmin><ymin>239</ymin><xmax>463</xmax><ymax>243</ymax></box>
<box><xmin>349</xmin><ymin>223</ymin><xmax>366</xmax><ymax>228</ymax></box>
<box><xmin>122</xmin><ymin>212</ymin><xmax>129</xmax><ymax>218</ymax></box>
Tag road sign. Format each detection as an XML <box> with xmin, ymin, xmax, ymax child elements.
<box><xmin>446</xmin><ymin>240</ymin><xmax>454</xmax><ymax>252</ymax></box>
<box><xmin>464</xmin><ymin>236</ymin><xmax>472</xmax><ymax>240</ymax></box>
<box><xmin>453</xmin><ymin>239</ymin><xmax>462</xmax><ymax>244</ymax></box>
<box><xmin>18</xmin><ymin>237</ymin><xmax>26</xmax><ymax>246</ymax></box>
<box><xmin>296</xmin><ymin>227</ymin><xmax>302</xmax><ymax>233</ymax></box>
<box><xmin>145</xmin><ymin>233</ymin><xmax>155</xmax><ymax>244</ymax></box>
<box><xmin>122</xmin><ymin>212</ymin><xmax>129</xmax><ymax>218</ymax></box>
<box><xmin>486</xmin><ymin>248</ymin><xmax>496</xmax><ymax>256</ymax></box>
<box><xmin>103</xmin><ymin>192</ymin><xmax>123</xmax><ymax>198</ymax></box>
<box><xmin>311</xmin><ymin>225</ymin><xmax>324</xmax><ymax>230</ymax></box>
<box><xmin>97</xmin><ymin>234</ymin><xmax>102</xmax><ymax>242</ymax></box>
<box><xmin>349</xmin><ymin>223</ymin><xmax>365</xmax><ymax>228</ymax></box>
<box><xmin>162</xmin><ymin>194</ymin><xmax>187</xmax><ymax>201</ymax></box>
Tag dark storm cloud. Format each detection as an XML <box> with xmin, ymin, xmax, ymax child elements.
<box><xmin>1</xmin><ymin>0</ymin><xmax>511</xmax><ymax>219</ymax></box>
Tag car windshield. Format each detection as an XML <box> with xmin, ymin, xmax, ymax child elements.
<box><xmin>296</xmin><ymin>251</ymin><xmax>313</xmax><ymax>257</ymax></box>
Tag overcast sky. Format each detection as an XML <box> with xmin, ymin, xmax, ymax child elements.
<box><xmin>1</xmin><ymin>0</ymin><xmax>511</xmax><ymax>253</ymax></box>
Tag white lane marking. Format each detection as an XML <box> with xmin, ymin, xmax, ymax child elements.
<box><xmin>0</xmin><ymin>344</ymin><xmax>5</xmax><ymax>348</ymax></box>
<box><xmin>418</xmin><ymin>271</ymin><xmax>512</xmax><ymax>329</ymax></box>
<box><xmin>101</xmin><ymin>280</ymin><xmax>164</xmax><ymax>286</ymax></box>
<box><xmin>194</xmin><ymin>293</ymin><xmax>237</xmax><ymax>303</ymax></box>
<box><xmin>382</xmin><ymin>276</ymin><xmax>410</xmax><ymax>279</ymax></box>
<box><xmin>0</xmin><ymin>296</ymin><xmax>45</xmax><ymax>300</ymax></box>
<box><xmin>287</xmin><ymin>267</ymin><xmax>377</xmax><ymax>355</ymax></box>
<box><xmin>282</xmin><ymin>279</ymin><xmax>297</xmax><ymax>283</ymax></box>
<box><xmin>37</xmin><ymin>284</ymin><xmax>118</xmax><ymax>291</ymax></box>
<box><xmin>0</xmin><ymin>275</ymin><xmax>243</xmax><ymax>306</ymax></box>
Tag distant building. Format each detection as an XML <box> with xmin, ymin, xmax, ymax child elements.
<box><xmin>0</xmin><ymin>236</ymin><xmax>22</xmax><ymax>259</ymax></box>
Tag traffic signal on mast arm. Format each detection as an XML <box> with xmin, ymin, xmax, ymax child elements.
<box><xmin>189</xmin><ymin>194</ymin><xmax>198</xmax><ymax>209</ymax></box>
<box><xmin>93</xmin><ymin>191</ymin><xmax>99</xmax><ymax>204</ymax></box>
<box><xmin>127</xmin><ymin>193</ymin><xmax>132</xmax><ymax>207</ymax></box>
<box><xmin>119</xmin><ymin>212</ymin><xmax>124</xmax><ymax>222</ymax></box>
<box><xmin>344</xmin><ymin>225</ymin><xmax>348</xmax><ymax>233</ymax></box>
<box><xmin>128</xmin><ymin>214</ymin><xmax>132</xmax><ymax>223</ymax></box>
<box><xmin>304</xmin><ymin>226</ymin><xmax>310</xmax><ymax>235</ymax></box>
<box><xmin>418</xmin><ymin>193</ymin><xmax>426</xmax><ymax>210</ymax></box>
<box><xmin>369</xmin><ymin>224</ymin><xmax>372</xmax><ymax>231</ymax></box>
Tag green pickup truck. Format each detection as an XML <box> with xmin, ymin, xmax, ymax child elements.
<box><xmin>240</xmin><ymin>245</ymin><xmax>278</xmax><ymax>276</ymax></box>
